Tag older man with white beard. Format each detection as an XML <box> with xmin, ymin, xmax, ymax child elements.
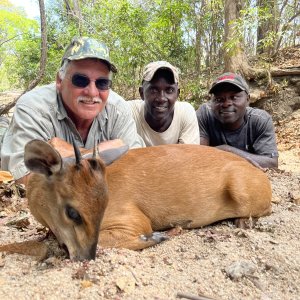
<box><xmin>1</xmin><ymin>37</ymin><xmax>144</xmax><ymax>185</ymax></box>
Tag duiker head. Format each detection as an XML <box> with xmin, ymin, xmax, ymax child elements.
<box><xmin>24</xmin><ymin>139</ymin><xmax>128</xmax><ymax>261</ymax></box>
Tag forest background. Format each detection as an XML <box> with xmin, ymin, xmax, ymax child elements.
<box><xmin>0</xmin><ymin>0</ymin><xmax>299</xmax><ymax>110</ymax></box>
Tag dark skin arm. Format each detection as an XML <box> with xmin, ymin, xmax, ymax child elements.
<box><xmin>16</xmin><ymin>137</ymin><xmax>125</xmax><ymax>186</ymax></box>
<box><xmin>200</xmin><ymin>137</ymin><xmax>278</xmax><ymax>169</ymax></box>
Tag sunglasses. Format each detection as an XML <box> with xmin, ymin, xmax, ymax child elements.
<box><xmin>71</xmin><ymin>74</ymin><xmax>112</xmax><ymax>90</ymax></box>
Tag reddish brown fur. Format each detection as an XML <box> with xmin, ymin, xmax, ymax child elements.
<box><xmin>99</xmin><ymin>145</ymin><xmax>272</xmax><ymax>250</ymax></box>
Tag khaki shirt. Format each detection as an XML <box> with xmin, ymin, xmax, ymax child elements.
<box><xmin>129</xmin><ymin>100</ymin><xmax>200</xmax><ymax>146</ymax></box>
<box><xmin>1</xmin><ymin>83</ymin><xmax>144</xmax><ymax>180</ymax></box>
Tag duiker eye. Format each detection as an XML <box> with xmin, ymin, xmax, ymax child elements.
<box><xmin>66</xmin><ymin>206</ymin><xmax>82</xmax><ymax>225</ymax></box>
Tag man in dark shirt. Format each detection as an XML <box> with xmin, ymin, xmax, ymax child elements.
<box><xmin>196</xmin><ymin>72</ymin><xmax>278</xmax><ymax>168</ymax></box>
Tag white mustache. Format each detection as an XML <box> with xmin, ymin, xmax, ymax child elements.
<box><xmin>77</xmin><ymin>96</ymin><xmax>102</xmax><ymax>104</ymax></box>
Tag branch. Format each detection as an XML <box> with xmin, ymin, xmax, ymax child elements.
<box><xmin>279</xmin><ymin>0</ymin><xmax>289</xmax><ymax>18</ymax></box>
<box><xmin>177</xmin><ymin>292</ymin><xmax>216</xmax><ymax>300</ymax></box>
<box><xmin>0</xmin><ymin>34</ymin><xmax>26</xmax><ymax>48</ymax></box>
<box><xmin>274</xmin><ymin>10</ymin><xmax>300</xmax><ymax>53</ymax></box>
<box><xmin>270</xmin><ymin>67</ymin><xmax>300</xmax><ymax>77</ymax></box>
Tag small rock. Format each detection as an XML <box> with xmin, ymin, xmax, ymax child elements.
<box><xmin>289</xmin><ymin>191</ymin><xmax>300</xmax><ymax>205</ymax></box>
<box><xmin>0</xmin><ymin>211</ymin><xmax>8</xmax><ymax>218</ymax></box>
<box><xmin>0</xmin><ymin>257</ymin><xmax>5</xmax><ymax>267</ymax></box>
<box><xmin>271</xmin><ymin>196</ymin><xmax>281</xmax><ymax>204</ymax></box>
<box><xmin>116</xmin><ymin>275</ymin><xmax>136</xmax><ymax>293</ymax></box>
<box><xmin>225</xmin><ymin>260</ymin><xmax>256</xmax><ymax>281</ymax></box>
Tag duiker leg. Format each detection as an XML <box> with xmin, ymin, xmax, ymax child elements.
<box><xmin>99</xmin><ymin>209</ymin><xmax>168</xmax><ymax>250</ymax></box>
<box><xmin>99</xmin><ymin>230</ymin><xmax>168</xmax><ymax>250</ymax></box>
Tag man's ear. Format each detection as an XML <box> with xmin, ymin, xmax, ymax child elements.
<box><xmin>177</xmin><ymin>88</ymin><xmax>180</xmax><ymax>97</ymax></box>
<box><xmin>139</xmin><ymin>86</ymin><xmax>144</xmax><ymax>100</ymax></box>
<box><xmin>246</xmin><ymin>93</ymin><xmax>250</xmax><ymax>105</ymax></box>
<box><xmin>56</xmin><ymin>72</ymin><xmax>62</xmax><ymax>91</ymax></box>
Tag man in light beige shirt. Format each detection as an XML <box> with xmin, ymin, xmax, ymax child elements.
<box><xmin>129</xmin><ymin>61</ymin><xmax>199</xmax><ymax>146</ymax></box>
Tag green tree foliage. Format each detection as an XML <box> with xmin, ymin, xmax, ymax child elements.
<box><xmin>0</xmin><ymin>0</ymin><xmax>39</xmax><ymax>91</ymax></box>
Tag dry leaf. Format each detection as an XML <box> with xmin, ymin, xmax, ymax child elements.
<box><xmin>81</xmin><ymin>280</ymin><xmax>93</xmax><ymax>289</ymax></box>
<box><xmin>0</xmin><ymin>171</ymin><xmax>13</xmax><ymax>183</ymax></box>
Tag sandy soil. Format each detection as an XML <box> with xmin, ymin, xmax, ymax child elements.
<box><xmin>0</xmin><ymin>112</ymin><xmax>299</xmax><ymax>300</ymax></box>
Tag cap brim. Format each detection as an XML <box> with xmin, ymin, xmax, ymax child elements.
<box><xmin>143</xmin><ymin>67</ymin><xmax>177</xmax><ymax>83</ymax></box>
<box><xmin>209</xmin><ymin>81</ymin><xmax>246</xmax><ymax>94</ymax></box>
<box><xmin>66</xmin><ymin>55</ymin><xmax>117</xmax><ymax>73</ymax></box>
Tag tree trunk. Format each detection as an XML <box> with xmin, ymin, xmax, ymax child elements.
<box><xmin>193</xmin><ymin>0</ymin><xmax>203</xmax><ymax>76</ymax></box>
<box><xmin>224</xmin><ymin>0</ymin><xmax>252</xmax><ymax>77</ymax></box>
<box><xmin>256</xmin><ymin>0</ymin><xmax>270</xmax><ymax>54</ymax></box>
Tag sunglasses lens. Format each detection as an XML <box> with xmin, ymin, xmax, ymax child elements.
<box><xmin>72</xmin><ymin>74</ymin><xmax>90</xmax><ymax>88</ymax></box>
<box><xmin>95</xmin><ymin>79</ymin><xmax>112</xmax><ymax>90</ymax></box>
<box><xmin>71</xmin><ymin>74</ymin><xmax>111</xmax><ymax>90</ymax></box>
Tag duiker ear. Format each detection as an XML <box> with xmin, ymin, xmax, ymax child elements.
<box><xmin>82</xmin><ymin>145</ymin><xmax>129</xmax><ymax>166</ymax></box>
<box><xmin>24</xmin><ymin>140</ymin><xmax>63</xmax><ymax>176</ymax></box>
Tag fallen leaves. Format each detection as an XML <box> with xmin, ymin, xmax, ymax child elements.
<box><xmin>80</xmin><ymin>280</ymin><xmax>93</xmax><ymax>289</ymax></box>
<box><xmin>0</xmin><ymin>171</ymin><xmax>13</xmax><ymax>183</ymax></box>
<box><xmin>197</xmin><ymin>229</ymin><xmax>232</xmax><ymax>243</ymax></box>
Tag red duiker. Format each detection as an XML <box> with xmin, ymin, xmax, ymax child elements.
<box><xmin>0</xmin><ymin>140</ymin><xmax>272</xmax><ymax>261</ymax></box>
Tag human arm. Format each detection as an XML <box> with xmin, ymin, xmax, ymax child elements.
<box><xmin>48</xmin><ymin>137</ymin><xmax>125</xmax><ymax>157</ymax></box>
<box><xmin>201</xmin><ymin>132</ymin><xmax>278</xmax><ymax>169</ymax></box>
<box><xmin>216</xmin><ymin>144</ymin><xmax>278</xmax><ymax>169</ymax></box>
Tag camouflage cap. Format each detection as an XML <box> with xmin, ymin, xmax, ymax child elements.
<box><xmin>62</xmin><ymin>37</ymin><xmax>117</xmax><ymax>73</ymax></box>
<box><xmin>142</xmin><ymin>61</ymin><xmax>179</xmax><ymax>84</ymax></box>
<box><xmin>209</xmin><ymin>72</ymin><xmax>249</xmax><ymax>94</ymax></box>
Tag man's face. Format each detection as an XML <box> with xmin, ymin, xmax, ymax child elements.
<box><xmin>140</xmin><ymin>70</ymin><xmax>179</xmax><ymax>124</ymax></box>
<box><xmin>211</xmin><ymin>83</ymin><xmax>249</xmax><ymax>130</ymax></box>
<box><xmin>56</xmin><ymin>59</ymin><xmax>110</xmax><ymax>123</ymax></box>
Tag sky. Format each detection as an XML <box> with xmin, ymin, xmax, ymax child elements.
<box><xmin>9</xmin><ymin>0</ymin><xmax>40</xmax><ymax>19</ymax></box>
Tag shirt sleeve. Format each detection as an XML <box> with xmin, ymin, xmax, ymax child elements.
<box><xmin>251</xmin><ymin>111</ymin><xmax>278</xmax><ymax>157</ymax></box>
<box><xmin>1</xmin><ymin>103</ymin><xmax>55</xmax><ymax>180</ymax></box>
<box><xmin>196</xmin><ymin>103</ymin><xmax>211</xmax><ymax>140</ymax></box>
<box><xmin>178</xmin><ymin>102</ymin><xmax>200</xmax><ymax>144</ymax></box>
<box><xmin>109</xmin><ymin>99</ymin><xmax>145</xmax><ymax>149</ymax></box>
